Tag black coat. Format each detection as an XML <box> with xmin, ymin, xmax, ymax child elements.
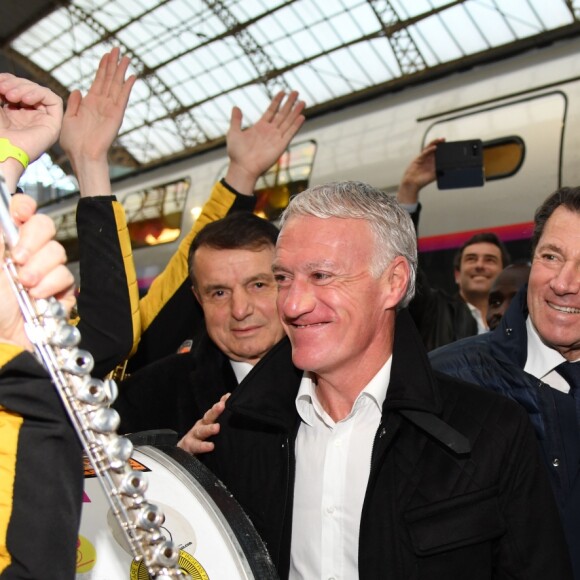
<box><xmin>115</xmin><ymin>310</ymin><xmax>572</xmax><ymax>579</ymax></box>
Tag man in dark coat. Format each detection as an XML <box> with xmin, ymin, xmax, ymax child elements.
<box><xmin>116</xmin><ymin>181</ymin><xmax>572</xmax><ymax>579</ymax></box>
<box><xmin>430</xmin><ymin>186</ymin><xmax>580</xmax><ymax>578</ymax></box>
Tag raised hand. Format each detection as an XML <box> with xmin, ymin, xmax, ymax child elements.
<box><xmin>177</xmin><ymin>393</ymin><xmax>230</xmax><ymax>454</ymax></box>
<box><xmin>0</xmin><ymin>75</ymin><xmax>63</xmax><ymax>190</ymax></box>
<box><xmin>397</xmin><ymin>138</ymin><xmax>445</xmax><ymax>204</ymax></box>
<box><xmin>61</xmin><ymin>47</ymin><xmax>136</xmax><ymax>195</ymax></box>
<box><xmin>224</xmin><ymin>91</ymin><xmax>306</xmax><ymax>195</ymax></box>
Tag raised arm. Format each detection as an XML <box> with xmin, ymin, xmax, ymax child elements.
<box><xmin>396</xmin><ymin>138</ymin><xmax>442</xmax><ymax>206</ymax></box>
<box><xmin>224</xmin><ymin>90</ymin><xmax>306</xmax><ymax>194</ymax></box>
<box><xmin>0</xmin><ymin>74</ymin><xmax>72</xmax><ymax>343</ymax></box>
<box><xmin>60</xmin><ymin>48</ymin><xmax>139</xmax><ymax>376</ymax></box>
<box><xmin>60</xmin><ymin>47</ymin><xmax>136</xmax><ymax>196</ymax></box>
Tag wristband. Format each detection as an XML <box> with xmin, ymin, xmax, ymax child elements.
<box><xmin>0</xmin><ymin>138</ymin><xmax>29</xmax><ymax>170</ymax></box>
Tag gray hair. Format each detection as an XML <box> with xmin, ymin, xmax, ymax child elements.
<box><xmin>279</xmin><ymin>181</ymin><xmax>417</xmax><ymax>308</ymax></box>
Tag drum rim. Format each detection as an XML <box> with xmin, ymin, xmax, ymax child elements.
<box><xmin>137</xmin><ymin>444</ymin><xmax>279</xmax><ymax>580</ymax></box>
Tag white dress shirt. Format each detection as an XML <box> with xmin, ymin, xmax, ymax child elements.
<box><xmin>289</xmin><ymin>358</ymin><xmax>392</xmax><ymax>580</ymax></box>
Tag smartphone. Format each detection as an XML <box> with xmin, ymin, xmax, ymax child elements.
<box><xmin>435</xmin><ymin>139</ymin><xmax>484</xmax><ymax>189</ymax></box>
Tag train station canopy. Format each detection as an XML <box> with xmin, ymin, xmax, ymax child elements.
<box><xmin>1</xmin><ymin>0</ymin><xmax>580</xmax><ymax>187</ymax></box>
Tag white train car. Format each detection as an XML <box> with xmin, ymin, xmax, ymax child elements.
<box><xmin>41</xmin><ymin>34</ymin><xmax>580</xmax><ymax>293</ymax></box>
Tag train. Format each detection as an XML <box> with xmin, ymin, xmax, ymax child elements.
<box><xmin>40</xmin><ymin>34</ymin><xmax>580</xmax><ymax>294</ymax></box>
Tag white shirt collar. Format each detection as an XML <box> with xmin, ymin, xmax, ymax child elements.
<box><xmin>230</xmin><ymin>360</ymin><xmax>254</xmax><ymax>384</ymax></box>
<box><xmin>466</xmin><ymin>301</ymin><xmax>488</xmax><ymax>334</ymax></box>
<box><xmin>524</xmin><ymin>316</ymin><xmax>569</xmax><ymax>392</ymax></box>
<box><xmin>525</xmin><ymin>316</ymin><xmax>567</xmax><ymax>378</ymax></box>
<box><xmin>295</xmin><ymin>357</ymin><xmax>392</xmax><ymax>427</ymax></box>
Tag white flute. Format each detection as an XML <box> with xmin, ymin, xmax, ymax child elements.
<box><xmin>0</xmin><ymin>174</ymin><xmax>189</xmax><ymax>579</ymax></box>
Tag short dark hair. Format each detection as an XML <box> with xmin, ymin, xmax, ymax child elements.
<box><xmin>531</xmin><ymin>187</ymin><xmax>580</xmax><ymax>254</ymax></box>
<box><xmin>188</xmin><ymin>212</ymin><xmax>279</xmax><ymax>287</ymax></box>
<box><xmin>453</xmin><ymin>232</ymin><xmax>511</xmax><ymax>271</ymax></box>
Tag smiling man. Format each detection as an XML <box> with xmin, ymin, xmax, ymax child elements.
<box><xmin>266</xmin><ymin>181</ymin><xmax>571</xmax><ymax>579</ymax></box>
<box><xmin>188</xmin><ymin>218</ymin><xmax>284</xmax><ymax>366</ymax></box>
<box><xmin>452</xmin><ymin>233</ymin><xmax>506</xmax><ymax>328</ymax></box>
<box><xmin>129</xmin><ymin>182</ymin><xmax>571</xmax><ymax>579</ymax></box>
<box><xmin>114</xmin><ymin>211</ymin><xmax>287</xmax><ymax>443</ymax></box>
<box><xmin>430</xmin><ymin>187</ymin><xmax>580</xmax><ymax>578</ymax></box>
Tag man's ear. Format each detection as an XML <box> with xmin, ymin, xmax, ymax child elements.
<box><xmin>454</xmin><ymin>268</ymin><xmax>461</xmax><ymax>286</ymax></box>
<box><xmin>381</xmin><ymin>256</ymin><xmax>410</xmax><ymax>309</ymax></box>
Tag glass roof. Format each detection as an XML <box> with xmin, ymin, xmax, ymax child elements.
<box><xmin>9</xmin><ymin>0</ymin><xmax>580</xmax><ymax>176</ymax></box>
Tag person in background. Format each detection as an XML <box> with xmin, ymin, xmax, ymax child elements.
<box><xmin>486</xmin><ymin>262</ymin><xmax>531</xmax><ymax>330</ymax></box>
<box><xmin>0</xmin><ymin>73</ymin><xmax>83</xmax><ymax>579</ymax></box>
<box><xmin>430</xmin><ymin>187</ymin><xmax>580</xmax><ymax>578</ymax></box>
<box><xmin>397</xmin><ymin>139</ymin><xmax>509</xmax><ymax>350</ymax></box>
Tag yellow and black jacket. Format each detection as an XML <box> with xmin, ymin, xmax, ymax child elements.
<box><xmin>0</xmin><ymin>345</ymin><xmax>83</xmax><ymax>579</ymax></box>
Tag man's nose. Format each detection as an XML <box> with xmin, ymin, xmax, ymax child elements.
<box><xmin>278</xmin><ymin>278</ymin><xmax>316</xmax><ymax>319</ymax></box>
<box><xmin>231</xmin><ymin>288</ymin><xmax>253</xmax><ymax>320</ymax></box>
<box><xmin>550</xmin><ymin>260</ymin><xmax>580</xmax><ymax>295</ymax></box>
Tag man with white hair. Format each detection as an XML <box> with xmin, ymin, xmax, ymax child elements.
<box><xmin>176</xmin><ymin>181</ymin><xmax>571</xmax><ymax>579</ymax></box>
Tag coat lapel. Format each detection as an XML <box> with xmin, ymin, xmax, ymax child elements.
<box><xmin>381</xmin><ymin>310</ymin><xmax>470</xmax><ymax>455</ymax></box>
<box><xmin>228</xmin><ymin>337</ymin><xmax>303</xmax><ymax>432</ymax></box>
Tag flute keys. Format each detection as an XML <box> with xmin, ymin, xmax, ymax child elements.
<box><xmin>35</xmin><ymin>297</ymin><xmax>66</xmax><ymax>319</ymax></box>
<box><xmin>103</xmin><ymin>378</ymin><xmax>118</xmax><ymax>403</ymax></box>
<box><xmin>91</xmin><ymin>407</ymin><xmax>121</xmax><ymax>433</ymax></box>
<box><xmin>106</xmin><ymin>436</ymin><xmax>134</xmax><ymax>469</ymax></box>
<box><xmin>50</xmin><ymin>322</ymin><xmax>81</xmax><ymax>348</ymax></box>
<box><xmin>61</xmin><ymin>347</ymin><xmax>94</xmax><ymax>375</ymax></box>
<box><xmin>136</xmin><ymin>503</ymin><xmax>164</xmax><ymax>531</ymax></box>
<box><xmin>119</xmin><ymin>470</ymin><xmax>148</xmax><ymax>496</ymax></box>
<box><xmin>77</xmin><ymin>377</ymin><xmax>107</xmax><ymax>405</ymax></box>
<box><xmin>152</xmin><ymin>540</ymin><xmax>180</xmax><ymax>568</ymax></box>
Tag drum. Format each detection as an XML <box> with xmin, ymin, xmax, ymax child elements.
<box><xmin>76</xmin><ymin>443</ymin><xmax>278</xmax><ymax>579</ymax></box>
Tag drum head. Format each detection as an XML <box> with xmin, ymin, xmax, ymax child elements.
<box><xmin>77</xmin><ymin>444</ymin><xmax>278</xmax><ymax>579</ymax></box>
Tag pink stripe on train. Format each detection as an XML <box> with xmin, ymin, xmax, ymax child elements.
<box><xmin>418</xmin><ymin>221</ymin><xmax>534</xmax><ymax>253</ymax></box>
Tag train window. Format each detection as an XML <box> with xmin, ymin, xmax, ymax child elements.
<box><xmin>51</xmin><ymin>177</ymin><xmax>191</xmax><ymax>262</ymax></box>
<box><xmin>482</xmin><ymin>137</ymin><xmax>525</xmax><ymax>181</ymax></box>
<box><xmin>254</xmin><ymin>140</ymin><xmax>317</xmax><ymax>221</ymax></box>
<box><xmin>217</xmin><ymin>140</ymin><xmax>317</xmax><ymax>221</ymax></box>
<box><xmin>122</xmin><ymin>178</ymin><xmax>191</xmax><ymax>248</ymax></box>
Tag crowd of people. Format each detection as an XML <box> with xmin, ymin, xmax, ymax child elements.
<box><xmin>0</xmin><ymin>48</ymin><xmax>579</xmax><ymax>579</ymax></box>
